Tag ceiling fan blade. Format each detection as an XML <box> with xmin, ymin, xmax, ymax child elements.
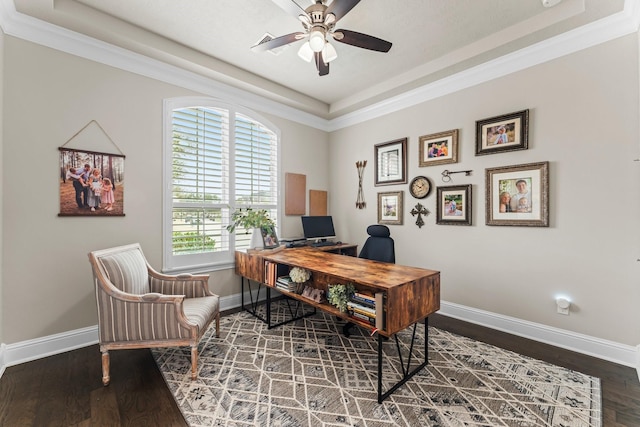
<box><xmin>251</xmin><ymin>32</ymin><xmax>306</xmax><ymax>52</ymax></box>
<box><xmin>314</xmin><ymin>52</ymin><xmax>329</xmax><ymax>76</ymax></box>
<box><xmin>270</xmin><ymin>0</ymin><xmax>307</xmax><ymax>19</ymax></box>
<box><xmin>333</xmin><ymin>29</ymin><xmax>392</xmax><ymax>52</ymax></box>
<box><xmin>325</xmin><ymin>0</ymin><xmax>361</xmax><ymax>22</ymax></box>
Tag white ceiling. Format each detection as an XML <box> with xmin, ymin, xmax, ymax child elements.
<box><xmin>10</xmin><ymin>0</ymin><xmax>628</xmax><ymax>119</ymax></box>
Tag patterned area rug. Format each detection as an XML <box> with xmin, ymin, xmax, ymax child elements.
<box><xmin>152</xmin><ymin>301</ymin><xmax>601</xmax><ymax>427</ymax></box>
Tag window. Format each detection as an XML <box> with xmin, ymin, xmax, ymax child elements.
<box><xmin>163</xmin><ymin>97</ymin><xmax>279</xmax><ymax>272</ymax></box>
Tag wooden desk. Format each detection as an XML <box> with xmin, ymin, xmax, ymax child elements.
<box><xmin>234</xmin><ymin>247</ymin><xmax>440</xmax><ymax>402</ymax></box>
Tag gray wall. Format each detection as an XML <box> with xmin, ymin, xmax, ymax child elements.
<box><xmin>329</xmin><ymin>34</ymin><xmax>640</xmax><ymax>347</ymax></box>
<box><xmin>1</xmin><ymin>36</ymin><xmax>328</xmax><ymax>344</ymax></box>
<box><xmin>1</xmin><ymin>28</ymin><xmax>639</xmax><ymax>353</ymax></box>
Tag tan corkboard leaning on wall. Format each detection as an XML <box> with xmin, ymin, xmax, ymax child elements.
<box><xmin>309</xmin><ymin>190</ymin><xmax>327</xmax><ymax>216</ymax></box>
<box><xmin>285</xmin><ymin>173</ymin><xmax>306</xmax><ymax>215</ymax></box>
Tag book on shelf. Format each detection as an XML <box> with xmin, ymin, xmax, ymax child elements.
<box><xmin>347</xmin><ymin>301</ymin><xmax>376</xmax><ymax>316</ymax></box>
<box><xmin>347</xmin><ymin>291</ymin><xmax>385</xmax><ymax>330</ymax></box>
<box><xmin>264</xmin><ymin>262</ymin><xmax>288</xmax><ymax>287</ymax></box>
<box><xmin>275</xmin><ymin>275</ymin><xmax>297</xmax><ymax>292</ymax></box>
<box><xmin>350</xmin><ymin>311</ymin><xmax>375</xmax><ymax>325</ymax></box>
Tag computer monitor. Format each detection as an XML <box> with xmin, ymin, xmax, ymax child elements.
<box><xmin>301</xmin><ymin>216</ymin><xmax>336</xmax><ymax>243</ymax></box>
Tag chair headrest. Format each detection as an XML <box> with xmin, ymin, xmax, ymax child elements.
<box><xmin>366</xmin><ymin>224</ymin><xmax>391</xmax><ymax>238</ymax></box>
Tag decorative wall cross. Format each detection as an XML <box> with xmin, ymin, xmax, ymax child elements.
<box><xmin>410</xmin><ymin>203</ymin><xmax>430</xmax><ymax>228</ymax></box>
<box><xmin>355</xmin><ymin>160</ymin><xmax>367</xmax><ymax>209</ymax></box>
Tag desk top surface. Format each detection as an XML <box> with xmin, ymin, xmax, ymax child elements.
<box><xmin>261</xmin><ymin>247</ymin><xmax>439</xmax><ymax>290</ymax></box>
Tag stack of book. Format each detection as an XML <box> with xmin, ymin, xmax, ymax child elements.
<box><xmin>347</xmin><ymin>291</ymin><xmax>385</xmax><ymax>330</ymax></box>
<box><xmin>275</xmin><ymin>275</ymin><xmax>297</xmax><ymax>292</ymax></box>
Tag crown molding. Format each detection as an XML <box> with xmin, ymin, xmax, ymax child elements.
<box><xmin>327</xmin><ymin>0</ymin><xmax>640</xmax><ymax>131</ymax></box>
<box><xmin>0</xmin><ymin>1</ymin><xmax>638</xmax><ymax>132</ymax></box>
<box><xmin>0</xmin><ymin>0</ymin><xmax>329</xmax><ymax>130</ymax></box>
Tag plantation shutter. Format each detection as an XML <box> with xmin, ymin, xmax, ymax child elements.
<box><xmin>171</xmin><ymin>107</ymin><xmax>229</xmax><ymax>255</ymax></box>
<box><xmin>165</xmin><ymin>101</ymin><xmax>279</xmax><ymax>270</ymax></box>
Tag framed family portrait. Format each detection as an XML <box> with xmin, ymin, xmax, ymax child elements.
<box><xmin>261</xmin><ymin>227</ymin><xmax>279</xmax><ymax>249</ymax></box>
<box><xmin>58</xmin><ymin>148</ymin><xmax>125</xmax><ymax>217</ymax></box>
<box><xmin>377</xmin><ymin>191</ymin><xmax>403</xmax><ymax>225</ymax></box>
<box><xmin>374</xmin><ymin>138</ymin><xmax>407</xmax><ymax>186</ymax></box>
<box><xmin>476</xmin><ymin>109</ymin><xmax>529</xmax><ymax>156</ymax></box>
<box><xmin>436</xmin><ymin>185</ymin><xmax>472</xmax><ymax>226</ymax></box>
<box><xmin>485</xmin><ymin>161</ymin><xmax>549</xmax><ymax>227</ymax></box>
<box><xmin>419</xmin><ymin>129</ymin><xmax>458</xmax><ymax>167</ymax></box>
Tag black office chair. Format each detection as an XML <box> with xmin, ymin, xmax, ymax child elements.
<box><xmin>358</xmin><ymin>224</ymin><xmax>395</xmax><ymax>263</ymax></box>
<box><xmin>343</xmin><ymin>225</ymin><xmax>395</xmax><ymax>337</ymax></box>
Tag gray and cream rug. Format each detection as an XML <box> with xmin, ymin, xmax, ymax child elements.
<box><xmin>152</xmin><ymin>301</ymin><xmax>601</xmax><ymax>426</ymax></box>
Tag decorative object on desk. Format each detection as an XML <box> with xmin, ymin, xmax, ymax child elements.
<box><xmin>476</xmin><ymin>109</ymin><xmax>529</xmax><ymax>156</ymax></box>
<box><xmin>418</xmin><ymin>129</ymin><xmax>458</xmax><ymax>167</ymax></box>
<box><xmin>485</xmin><ymin>161</ymin><xmax>549</xmax><ymax>227</ymax></box>
<box><xmin>437</xmin><ymin>185</ymin><xmax>472</xmax><ymax>226</ymax></box>
<box><xmin>327</xmin><ymin>283</ymin><xmax>355</xmax><ymax>312</ymax></box>
<box><xmin>289</xmin><ymin>266</ymin><xmax>311</xmax><ymax>284</ymax></box>
<box><xmin>374</xmin><ymin>138</ymin><xmax>407</xmax><ymax>186</ymax></box>
<box><xmin>261</xmin><ymin>227</ymin><xmax>279</xmax><ymax>249</ymax></box>
<box><xmin>409</xmin><ymin>175</ymin><xmax>431</xmax><ymax>199</ymax></box>
<box><xmin>355</xmin><ymin>160</ymin><xmax>367</xmax><ymax>209</ymax></box>
<box><xmin>410</xmin><ymin>203</ymin><xmax>430</xmax><ymax>228</ymax></box>
<box><xmin>377</xmin><ymin>191</ymin><xmax>403</xmax><ymax>225</ymax></box>
<box><xmin>227</xmin><ymin>208</ymin><xmax>275</xmax><ymax>249</ymax></box>
<box><xmin>301</xmin><ymin>286</ymin><xmax>325</xmax><ymax>302</ymax></box>
<box><xmin>441</xmin><ymin>169</ymin><xmax>473</xmax><ymax>183</ymax></box>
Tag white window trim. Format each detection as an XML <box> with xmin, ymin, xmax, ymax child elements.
<box><xmin>162</xmin><ymin>96</ymin><xmax>281</xmax><ymax>273</ymax></box>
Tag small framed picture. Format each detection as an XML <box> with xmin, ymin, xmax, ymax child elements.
<box><xmin>419</xmin><ymin>129</ymin><xmax>458</xmax><ymax>167</ymax></box>
<box><xmin>436</xmin><ymin>185</ymin><xmax>472</xmax><ymax>226</ymax></box>
<box><xmin>476</xmin><ymin>109</ymin><xmax>529</xmax><ymax>156</ymax></box>
<box><xmin>377</xmin><ymin>191</ymin><xmax>403</xmax><ymax>225</ymax></box>
<box><xmin>261</xmin><ymin>227</ymin><xmax>280</xmax><ymax>249</ymax></box>
<box><xmin>374</xmin><ymin>138</ymin><xmax>407</xmax><ymax>186</ymax></box>
<box><xmin>485</xmin><ymin>161</ymin><xmax>549</xmax><ymax>227</ymax></box>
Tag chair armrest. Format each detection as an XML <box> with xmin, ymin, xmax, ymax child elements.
<box><xmin>148</xmin><ymin>268</ymin><xmax>215</xmax><ymax>298</ymax></box>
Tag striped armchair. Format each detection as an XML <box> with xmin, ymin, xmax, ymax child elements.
<box><xmin>88</xmin><ymin>243</ymin><xmax>220</xmax><ymax>385</ymax></box>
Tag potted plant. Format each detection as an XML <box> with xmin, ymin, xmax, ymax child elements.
<box><xmin>226</xmin><ymin>208</ymin><xmax>275</xmax><ymax>249</ymax></box>
<box><xmin>327</xmin><ymin>283</ymin><xmax>356</xmax><ymax>312</ymax></box>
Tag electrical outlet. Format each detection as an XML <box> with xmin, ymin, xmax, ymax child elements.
<box><xmin>556</xmin><ymin>297</ymin><xmax>570</xmax><ymax>315</ymax></box>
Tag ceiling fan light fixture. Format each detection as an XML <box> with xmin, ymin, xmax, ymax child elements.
<box><xmin>309</xmin><ymin>27</ymin><xmax>326</xmax><ymax>52</ymax></box>
<box><xmin>322</xmin><ymin>42</ymin><xmax>337</xmax><ymax>63</ymax></box>
<box><xmin>297</xmin><ymin>42</ymin><xmax>314</xmax><ymax>62</ymax></box>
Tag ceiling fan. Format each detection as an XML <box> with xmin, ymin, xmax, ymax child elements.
<box><xmin>251</xmin><ymin>0</ymin><xmax>392</xmax><ymax>76</ymax></box>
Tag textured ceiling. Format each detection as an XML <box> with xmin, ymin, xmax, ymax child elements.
<box><xmin>12</xmin><ymin>0</ymin><xmax>626</xmax><ymax>118</ymax></box>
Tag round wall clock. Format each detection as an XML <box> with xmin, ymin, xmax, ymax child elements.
<box><xmin>409</xmin><ymin>176</ymin><xmax>431</xmax><ymax>199</ymax></box>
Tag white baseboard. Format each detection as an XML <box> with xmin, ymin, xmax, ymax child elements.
<box><xmin>0</xmin><ymin>343</ymin><xmax>6</xmax><ymax>378</ymax></box>
<box><xmin>0</xmin><ymin>296</ymin><xmax>637</xmax><ymax>381</ymax></box>
<box><xmin>439</xmin><ymin>300</ymin><xmax>638</xmax><ymax>369</ymax></box>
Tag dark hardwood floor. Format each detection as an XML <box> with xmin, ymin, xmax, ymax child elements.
<box><xmin>1</xmin><ymin>311</ymin><xmax>638</xmax><ymax>426</ymax></box>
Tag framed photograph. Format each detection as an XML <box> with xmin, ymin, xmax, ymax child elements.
<box><xmin>476</xmin><ymin>109</ymin><xmax>529</xmax><ymax>156</ymax></box>
<box><xmin>58</xmin><ymin>148</ymin><xmax>125</xmax><ymax>216</ymax></box>
<box><xmin>485</xmin><ymin>161</ymin><xmax>549</xmax><ymax>227</ymax></box>
<box><xmin>374</xmin><ymin>138</ymin><xmax>407</xmax><ymax>186</ymax></box>
<box><xmin>436</xmin><ymin>185</ymin><xmax>472</xmax><ymax>225</ymax></box>
<box><xmin>261</xmin><ymin>227</ymin><xmax>280</xmax><ymax>249</ymax></box>
<box><xmin>419</xmin><ymin>129</ymin><xmax>458</xmax><ymax>167</ymax></box>
<box><xmin>377</xmin><ymin>191</ymin><xmax>404</xmax><ymax>225</ymax></box>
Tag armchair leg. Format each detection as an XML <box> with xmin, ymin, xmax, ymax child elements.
<box><xmin>216</xmin><ymin>312</ymin><xmax>221</xmax><ymax>338</ymax></box>
<box><xmin>191</xmin><ymin>346</ymin><xmax>198</xmax><ymax>380</ymax></box>
<box><xmin>101</xmin><ymin>350</ymin><xmax>110</xmax><ymax>386</ymax></box>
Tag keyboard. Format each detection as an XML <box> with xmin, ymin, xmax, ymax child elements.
<box><xmin>311</xmin><ymin>241</ymin><xmax>335</xmax><ymax>247</ymax></box>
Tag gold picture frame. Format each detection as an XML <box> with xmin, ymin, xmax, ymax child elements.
<box><xmin>485</xmin><ymin>161</ymin><xmax>549</xmax><ymax>227</ymax></box>
<box><xmin>377</xmin><ymin>191</ymin><xmax>404</xmax><ymax>225</ymax></box>
<box><xmin>419</xmin><ymin>129</ymin><xmax>458</xmax><ymax>167</ymax></box>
